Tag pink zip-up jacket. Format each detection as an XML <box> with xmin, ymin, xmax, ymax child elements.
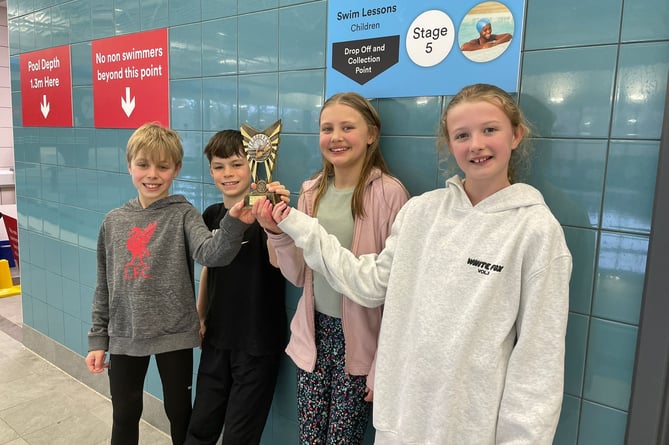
<box><xmin>267</xmin><ymin>168</ymin><xmax>408</xmax><ymax>388</ymax></box>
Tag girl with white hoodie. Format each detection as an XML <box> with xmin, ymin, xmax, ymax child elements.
<box><xmin>254</xmin><ymin>83</ymin><xmax>572</xmax><ymax>445</ymax></box>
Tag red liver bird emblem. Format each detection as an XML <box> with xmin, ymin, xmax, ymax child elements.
<box><xmin>124</xmin><ymin>222</ymin><xmax>157</xmax><ymax>279</ymax></box>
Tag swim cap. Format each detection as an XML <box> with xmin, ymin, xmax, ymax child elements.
<box><xmin>476</xmin><ymin>18</ymin><xmax>491</xmax><ymax>33</ymax></box>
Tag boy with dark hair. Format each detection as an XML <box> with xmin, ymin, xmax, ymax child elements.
<box><xmin>185</xmin><ymin>130</ymin><xmax>287</xmax><ymax>445</ymax></box>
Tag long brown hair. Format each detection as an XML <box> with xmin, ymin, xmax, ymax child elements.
<box><xmin>311</xmin><ymin>92</ymin><xmax>392</xmax><ymax>219</ymax></box>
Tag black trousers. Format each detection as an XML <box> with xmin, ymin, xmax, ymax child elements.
<box><xmin>185</xmin><ymin>341</ymin><xmax>282</xmax><ymax>445</ymax></box>
<box><xmin>108</xmin><ymin>349</ymin><xmax>193</xmax><ymax>445</ymax></box>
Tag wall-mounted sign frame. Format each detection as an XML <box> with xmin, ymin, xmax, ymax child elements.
<box><xmin>92</xmin><ymin>28</ymin><xmax>170</xmax><ymax>128</ymax></box>
<box><xmin>327</xmin><ymin>0</ymin><xmax>525</xmax><ymax>98</ymax></box>
<box><xmin>19</xmin><ymin>45</ymin><xmax>73</xmax><ymax>127</ymax></box>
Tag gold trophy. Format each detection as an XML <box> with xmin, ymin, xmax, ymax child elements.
<box><xmin>241</xmin><ymin>119</ymin><xmax>282</xmax><ymax>207</ymax></box>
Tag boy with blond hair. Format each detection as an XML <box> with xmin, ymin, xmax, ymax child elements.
<box><xmin>86</xmin><ymin>122</ymin><xmax>254</xmax><ymax>445</ymax></box>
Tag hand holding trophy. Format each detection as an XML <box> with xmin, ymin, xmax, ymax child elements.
<box><xmin>241</xmin><ymin>119</ymin><xmax>282</xmax><ymax>207</ymax></box>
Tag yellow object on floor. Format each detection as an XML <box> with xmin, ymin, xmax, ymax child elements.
<box><xmin>0</xmin><ymin>259</ymin><xmax>20</xmax><ymax>298</ymax></box>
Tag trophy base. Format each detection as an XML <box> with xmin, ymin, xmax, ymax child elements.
<box><xmin>244</xmin><ymin>192</ymin><xmax>278</xmax><ymax>208</ymax></box>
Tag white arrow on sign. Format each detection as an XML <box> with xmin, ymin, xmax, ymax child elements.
<box><xmin>40</xmin><ymin>94</ymin><xmax>50</xmax><ymax>119</ymax></box>
<box><xmin>121</xmin><ymin>87</ymin><xmax>136</xmax><ymax>117</ymax></box>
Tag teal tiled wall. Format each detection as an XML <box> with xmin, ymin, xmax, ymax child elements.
<box><xmin>521</xmin><ymin>0</ymin><xmax>668</xmax><ymax>443</ymax></box>
<box><xmin>7</xmin><ymin>0</ymin><xmax>669</xmax><ymax>443</ymax></box>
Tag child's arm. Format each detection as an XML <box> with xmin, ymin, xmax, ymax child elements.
<box><xmin>267</xmin><ymin>241</ymin><xmax>279</xmax><ymax>268</ymax></box>
<box><xmin>190</xmin><ymin>208</ymin><xmax>251</xmax><ymax>268</ymax></box>
<box><xmin>273</xmin><ymin>201</ymin><xmax>395</xmax><ymax>307</ymax></box>
<box><xmin>490</xmin><ymin>33</ymin><xmax>512</xmax><ymax>45</ymax></box>
<box><xmin>253</xmin><ymin>190</ymin><xmax>309</xmax><ymax>286</ymax></box>
<box><xmin>228</xmin><ymin>199</ymin><xmax>256</xmax><ymax>224</ymax></box>
<box><xmin>196</xmin><ymin>267</ymin><xmax>208</xmax><ymax>343</ymax></box>
<box><xmin>87</xmin><ymin>224</ymin><xmax>111</xmax><ymax>373</ymax></box>
<box><xmin>497</xmin><ymin>234</ymin><xmax>571</xmax><ymax>443</ymax></box>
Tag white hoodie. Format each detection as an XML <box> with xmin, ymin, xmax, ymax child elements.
<box><xmin>278</xmin><ymin>175</ymin><xmax>572</xmax><ymax>445</ymax></box>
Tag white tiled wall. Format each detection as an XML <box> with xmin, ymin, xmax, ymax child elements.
<box><xmin>0</xmin><ymin>6</ymin><xmax>15</xmax><ymax>205</ymax></box>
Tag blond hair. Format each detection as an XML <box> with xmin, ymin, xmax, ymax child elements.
<box><xmin>126</xmin><ymin>122</ymin><xmax>184</xmax><ymax>167</ymax></box>
<box><xmin>438</xmin><ymin>83</ymin><xmax>532</xmax><ymax>183</ymax></box>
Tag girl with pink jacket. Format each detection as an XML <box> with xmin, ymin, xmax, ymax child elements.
<box><xmin>257</xmin><ymin>92</ymin><xmax>408</xmax><ymax>444</ymax></box>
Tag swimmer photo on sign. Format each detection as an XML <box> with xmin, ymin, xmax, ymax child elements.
<box><xmin>459</xmin><ymin>1</ymin><xmax>514</xmax><ymax>63</ymax></box>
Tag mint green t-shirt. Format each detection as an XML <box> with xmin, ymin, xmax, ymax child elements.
<box><xmin>313</xmin><ymin>182</ymin><xmax>354</xmax><ymax>318</ymax></box>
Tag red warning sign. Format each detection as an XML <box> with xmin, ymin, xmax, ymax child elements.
<box><xmin>19</xmin><ymin>45</ymin><xmax>73</xmax><ymax>127</ymax></box>
<box><xmin>92</xmin><ymin>28</ymin><xmax>169</xmax><ymax>128</ymax></box>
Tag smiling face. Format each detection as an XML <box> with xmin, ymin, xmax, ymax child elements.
<box><xmin>128</xmin><ymin>151</ymin><xmax>181</xmax><ymax>208</ymax></box>
<box><xmin>480</xmin><ymin>23</ymin><xmax>493</xmax><ymax>40</ymax></box>
<box><xmin>319</xmin><ymin>103</ymin><xmax>377</xmax><ymax>178</ymax></box>
<box><xmin>446</xmin><ymin>99</ymin><xmax>523</xmax><ymax>197</ymax></box>
<box><xmin>209</xmin><ymin>153</ymin><xmax>252</xmax><ymax>205</ymax></box>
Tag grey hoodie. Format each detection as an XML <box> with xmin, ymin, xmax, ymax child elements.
<box><xmin>278</xmin><ymin>175</ymin><xmax>572</xmax><ymax>445</ymax></box>
<box><xmin>88</xmin><ymin>195</ymin><xmax>249</xmax><ymax>356</ymax></box>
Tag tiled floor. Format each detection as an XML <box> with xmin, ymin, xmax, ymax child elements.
<box><xmin>0</xmin><ymin>295</ymin><xmax>172</xmax><ymax>445</ymax></box>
